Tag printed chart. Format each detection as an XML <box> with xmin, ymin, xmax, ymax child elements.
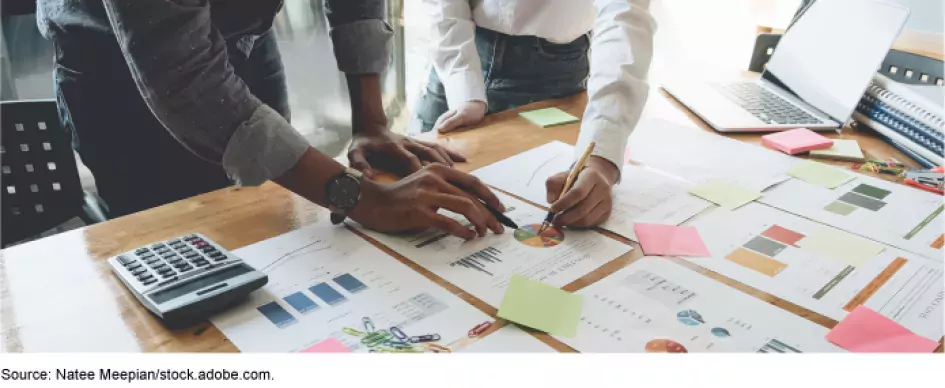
<box><xmin>761</xmin><ymin>169</ymin><xmax>944</xmax><ymax>260</ymax></box>
<box><xmin>354</xmin><ymin>192</ymin><xmax>632</xmax><ymax>307</ymax></box>
<box><xmin>555</xmin><ymin>257</ymin><xmax>843</xmax><ymax>353</ymax></box>
<box><xmin>472</xmin><ymin>141</ymin><xmax>713</xmax><ymax>240</ymax></box>
<box><xmin>684</xmin><ymin>203</ymin><xmax>943</xmax><ymax>341</ymax></box>
<box><xmin>210</xmin><ymin>224</ymin><xmax>489</xmax><ymax>352</ymax></box>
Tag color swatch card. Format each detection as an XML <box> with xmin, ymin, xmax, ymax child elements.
<box><xmin>519</xmin><ymin>107</ymin><xmax>580</xmax><ymax>127</ymax></box>
<box><xmin>634</xmin><ymin>223</ymin><xmax>711</xmax><ymax>257</ymax></box>
<box><xmin>498</xmin><ymin>275</ymin><xmax>583</xmax><ymax>337</ymax></box>
<box><xmin>826</xmin><ymin>306</ymin><xmax>940</xmax><ymax>352</ymax></box>
<box><xmin>761</xmin><ymin>128</ymin><xmax>834</xmax><ymax>155</ymax></box>
<box><xmin>689</xmin><ymin>180</ymin><xmax>762</xmax><ymax>210</ymax></box>
<box><xmin>809</xmin><ymin>139</ymin><xmax>866</xmax><ymax>162</ymax></box>
<box><xmin>681</xmin><ymin>202</ymin><xmax>943</xmax><ymax>341</ymax></box>
<box><xmin>787</xmin><ymin>160</ymin><xmax>854</xmax><ymax>189</ymax></box>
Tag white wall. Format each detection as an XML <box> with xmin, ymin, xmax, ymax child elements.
<box><xmin>888</xmin><ymin>0</ymin><xmax>944</xmax><ymax>33</ymax></box>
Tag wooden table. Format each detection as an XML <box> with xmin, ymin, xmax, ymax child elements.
<box><xmin>1</xmin><ymin>88</ymin><xmax>940</xmax><ymax>353</ymax></box>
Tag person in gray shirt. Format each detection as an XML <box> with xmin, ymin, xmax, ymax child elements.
<box><xmin>38</xmin><ymin>0</ymin><xmax>504</xmax><ymax>239</ymax></box>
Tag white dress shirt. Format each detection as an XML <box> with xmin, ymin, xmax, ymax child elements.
<box><xmin>425</xmin><ymin>0</ymin><xmax>657</xmax><ymax>172</ymax></box>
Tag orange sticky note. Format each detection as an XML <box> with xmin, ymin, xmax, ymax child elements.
<box><xmin>300</xmin><ymin>338</ymin><xmax>352</xmax><ymax>353</ymax></box>
<box><xmin>826</xmin><ymin>306</ymin><xmax>939</xmax><ymax>353</ymax></box>
<box><xmin>761</xmin><ymin>128</ymin><xmax>833</xmax><ymax>155</ymax></box>
<box><xmin>633</xmin><ymin>223</ymin><xmax>711</xmax><ymax>257</ymax></box>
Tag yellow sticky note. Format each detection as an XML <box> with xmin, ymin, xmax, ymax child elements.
<box><xmin>519</xmin><ymin>108</ymin><xmax>580</xmax><ymax>128</ymax></box>
<box><xmin>788</xmin><ymin>160</ymin><xmax>854</xmax><ymax>189</ymax></box>
<box><xmin>497</xmin><ymin>275</ymin><xmax>583</xmax><ymax>337</ymax></box>
<box><xmin>809</xmin><ymin>139</ymin><xmax>866</xmax><ymax>162</ymax></box>
<box><xmin>797</xmin><ymin>227</ymin><xmax>886</xmax><ymax>267</ymax></box>
<box><xmin>688</xmin><ymin>180</ymin><xmax>762</xmax><ymax>210</ymax></box>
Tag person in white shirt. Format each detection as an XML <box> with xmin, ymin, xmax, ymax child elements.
<box><xmin>415</xmin><ymin>0</ymin><xmax>656</xmax><ymax>228</ymax></box>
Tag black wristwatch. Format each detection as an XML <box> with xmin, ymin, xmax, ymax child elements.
<box><xmin>326</xmin><ymin>167</ymin><xmax>364</xmax><ymax>225</ymax></box>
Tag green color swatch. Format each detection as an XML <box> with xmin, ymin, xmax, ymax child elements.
<box><xmin>905</xmin><ymin>205</ymin><xmax>944</xmax><ymax>240</ymax></box>
<box><xmin>852</xmin><ymin>183</ymin><xmax>891</xmax><ymax>200</ymax></box>
<box><xmin>497</xmin><ymin>275</ymin><xmax>583</xmax><ymax>338</ymax></box>
<box><xmin>519</xmin><ymin>108</ymin><xmax>580</xmax><ymax>128</ymax></box>
<box><xmin>824</xmin><ymin>200</ymin><xmax>857</xmax><ymax>216</ymax></box>
<box><xmin>787</xmin><ymin>160</ymin><xmax>854</xmax><ymax>189</ymax></box>
<box><xmin>688</xmin><ymin>180</ymin><xmax>762</xmax><ymax>210</ymax></box>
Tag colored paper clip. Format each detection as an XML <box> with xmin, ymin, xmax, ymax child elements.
<box><xmin>362</xmin><ymin>317</ymin><xmax>376</xmax><ymax>333</ymax></box>
<box><xmin>361</xmin><ymin>331</ymin><xmax>392</xmax><ymax>347</ymax></box>
<box><xmin>468</xmin><ymin>322</ymin><xmax>492</xmax><ymax>337</ymax></box>
<box><xmin>342</xmin><ymin>327</ymin><xmax>366</xmax><ymax>337</ymax></box>
<box><xmin>868</xmin><ymin>158</ymin><xmax>905</xmax><ymax>168</ymax></box>
<box><xmin>408</xmin><ymin>334</ymin><xmax>441</xmax><ymax>343</ymax></box>
<box><xmin>389</xmin><ymin>326</ymin><xmax>408</xmax><ymax>341</ymax></box>
<box><xmin>423</xmin><ymin>343</ymin><xmax>451</xmax><ymax>353</ymax></box>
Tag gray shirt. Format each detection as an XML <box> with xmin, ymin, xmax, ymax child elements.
<box><xmin>37</xmin><ymin>0</ymin><xmax>392</xmax><ymax>186</ymax></box>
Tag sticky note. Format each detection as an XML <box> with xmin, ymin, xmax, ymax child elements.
<box><xmin>688</xmin><ymin>180</ymin><xmax>762</xmax><ymax>210</ymax></box>
<box><xmin>300</xmin><ymin>338</ymin><xmax>351</xmax><ymax>353</ymax></box>
<box><xmin>787</xmin><ymin>160</ymin><xmax>854</xmax><ymax>189</ymax></box>
<box><xmin>796</xmin><ymin>227</ymin><xmax>885</xmax><ymax>267</ymax></box>
<box><xmin>497</xmin><ymin>275</ymin><xmax>583</xmax><ymax>337</ymax></box>
<box><xmin>761</xmin><ymin>128</ymin><xmax>833</xmax><ymax>155</ymax></box>
<box><xmin>519</xmin><ymin>108</ymin><xmax>580</xmax><ymax>127</ymax></box>
<box><xmin>634</xmin><ymin>223</ymin><xmax>711</xmax><ymax>257</ymax></box>
<box><xmin>826</xmin><ymin>306</ymin><xmax>939</xmax><ymax>352</ymax></box>
<box><xmin>809</xmin><ymin>139</ymin><xmax>865</xmax><ymax>162</ymax></box>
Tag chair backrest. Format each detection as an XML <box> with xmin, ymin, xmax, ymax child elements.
<box><xmin>1</xmin><ymin>99</ymin><xmax>84</xmax><ymax>245</ymax></box>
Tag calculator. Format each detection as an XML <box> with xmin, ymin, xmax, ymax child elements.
<box><xmin>107</xmin><ymin>234</ymin><xmax>268</xmax><ymax>328</ymax></box>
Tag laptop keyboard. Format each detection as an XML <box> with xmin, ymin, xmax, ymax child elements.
<box><xmin>713</xmin><ymin>82</ymin><xmax>825</xmax><ymax>125</ymax></box>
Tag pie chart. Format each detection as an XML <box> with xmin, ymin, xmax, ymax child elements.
<box><xmin>711</xmin><ymin>327</ymin><xmax>731</xmax><ymax>338</ymax></box>
<box><xmin>676</xmin><ymin>309</ymin><xmax>705</xmax><ymax>326</ymax></box>
<box><xmin>513</xmin><ymin>224</ymin><xmax>565</xmax><ymax>248</ymax></box>
<box><xmin>645</xmin><ymin>339</ymin><xmax>688</xmax><ymax>353</ymax></box>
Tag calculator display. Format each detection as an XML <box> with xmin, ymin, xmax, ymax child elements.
<box><xmin>149</xmin><ymin>264</ymin><xmax>252</xmax><ymax>304</ymax></box>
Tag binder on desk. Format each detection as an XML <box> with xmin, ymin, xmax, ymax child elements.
<box><xmin>852</xmin><ymin>74</ymin><xmax>944</xmax><ymax>166</ymax></box>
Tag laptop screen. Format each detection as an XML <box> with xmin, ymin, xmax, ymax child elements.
<box><xmin>762</xmin><ymin>0</ymin><xmax>910</xmax><ymax>123</ymax></box>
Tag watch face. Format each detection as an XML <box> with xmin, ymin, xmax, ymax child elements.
<box><xmin>328</xmin><ymin>174</ymin><xmax>360</xmax><ymax>210</ymax></box>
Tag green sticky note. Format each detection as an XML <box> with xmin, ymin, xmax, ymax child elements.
<box><xmin>497</xmin><ymin>275</ymin><xmax>583</xmax><ymax>337</ymax></box>
<box><xmin>796</xmin><ymin>227</ymin><xmax>885</xmax><ymax>267</ymax></box>
<box><xmin>519</xmin><ymin>108</ymin><xmax>579</xmax><ymax>127</ymax></box>
<box><xmin>688</xmin><ymin>180</ymin><xmax>762</xmax><ymax>210</ymax></box>
<box><xmin>787</xmin><ymin>160</ymin><xmax>854</xmax><ymax>189</ymax></box>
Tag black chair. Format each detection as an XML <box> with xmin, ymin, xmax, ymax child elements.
<box><xmin>1</xmin><ymin>99</ymin><xmax>107</xmax><ymax>247</ymax></box>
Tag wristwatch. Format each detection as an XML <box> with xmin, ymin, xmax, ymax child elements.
<box><xmin>326</xmin><ymin>167</ymin><xmax>364</xmax><ymax>225</ymax></box>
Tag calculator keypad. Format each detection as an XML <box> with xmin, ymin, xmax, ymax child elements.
<box><xmin>116</xmin><ymin>234</ymin><xmax>232</xmax><ymax>287</ymax></box>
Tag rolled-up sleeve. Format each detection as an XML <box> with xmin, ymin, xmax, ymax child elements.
<box><xmin>325</xmin><ymin>0</ymin><xmax>394</xmax><ymax>74</ymax></box>
<box><xmin>576</xmin><ymin>0</ymin><xmax>657</xmax><ymax>178</ymax></box>
<box><xmin>101</xmin><ymin>0</ymin><xmax>309</xmax><ymax>186</ymax></box>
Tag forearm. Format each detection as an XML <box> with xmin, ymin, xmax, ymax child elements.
<box><xmin>273</xmin><ymin>147</ymin><xmax>348</xmax><ymax>208</ymax></box>
<box><xmin>347</xmin><ymin>73</ymin><xmax>388</xmax><ymax>135</ymax></box>
<box><xmin>579</xmin><ymin>0</ymin><xmax>657</xmax><ymax>177</ymax></box>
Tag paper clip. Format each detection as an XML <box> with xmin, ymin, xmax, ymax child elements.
<box><xmin>408</xmin><ymin>334</ymin><xmax>441</xmax><ymax>343</ymax></box>
<box><xmin>342</xmin><ymin>327</ymin><xmax>366</xmax><ymax>337</ymax></box>
<box><xmin>389</xmin><ymin>326</ymin><xmax>408</xmax><ymax>342</ymax></box>
<box><xmin>424</xmin><ymin>343</ymin><xmax>451</xmax><ymax>353</ymax></box>
<box><xmin>468</xmin><ymin>322</ymin><xmax>492</xmax><ymax>337</ymax></box>
<box><xmin>361</xmin><ymin>331</ymin><xmax>392</xmax><ymax>347</ymax></box>
<box><xmin>362</xmin><ymin>317</ymin><xmax>376</xmax><ymax>333</ymax></box>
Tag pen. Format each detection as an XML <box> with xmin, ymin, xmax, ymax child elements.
<box><xmin>484</xmin><ymin>202</ymin><xmax>519</xmax><ymax>230</ymax></box>
<box><xmin>539</xmin><ymin>142</ymin><xmax>596</xmax><ymax>234</ymax></box>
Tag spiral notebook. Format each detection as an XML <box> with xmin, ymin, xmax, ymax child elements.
<box><xmin>853</xmin><ymin>74</ymin><xmax>944</xmax><ymax>166</ymax></box>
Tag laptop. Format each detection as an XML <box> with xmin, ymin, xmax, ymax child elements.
<box><xmin>662</xmin><ymin>0</ymin><xmax>910</xmax><ymax>132</ymax></box>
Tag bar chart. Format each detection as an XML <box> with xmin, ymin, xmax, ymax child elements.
<box><xmin>449</xmin><ymin>246</ymin><xmax>503</xmax><ymax>276</ymax></box>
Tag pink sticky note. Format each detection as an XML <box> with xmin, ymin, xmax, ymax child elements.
<box><xmin>826</xmin><ymin>306</ymin><xmax>939</xmax><ymax>353</ymax></box>
<box><xmin>300</xmin><ymin>338</ymin><xmax>352</xmax><ymax>353</ymax></box>
<box><xmin>633</xmin><ymin>223</ymin><xmax>711</xmax><ymax>257</ymax></box>
<box><xmin>761</xmin><ymin>128</ymin><xmax>833</xmax><ymax>155</ymax></box>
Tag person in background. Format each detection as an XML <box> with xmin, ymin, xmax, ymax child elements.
<box><xmin>417</xmin><ymin>0</ymin><xmax>656</xmax><ymax>228</ymax></box>
<box><xmin>37</xmin><ymin>0</ymin><xmax>503</xmax><ymax>239</ymax></box>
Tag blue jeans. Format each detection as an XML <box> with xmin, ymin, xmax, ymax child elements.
<box><xmin>54</xmin><ymin>31</ymin><xmax>289</xmax><ymax>217</ymax></box>
<box><xmin>415</xmin><ymin>27</ymin><xmax>590</xmax><ymax>132</ymax></box>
